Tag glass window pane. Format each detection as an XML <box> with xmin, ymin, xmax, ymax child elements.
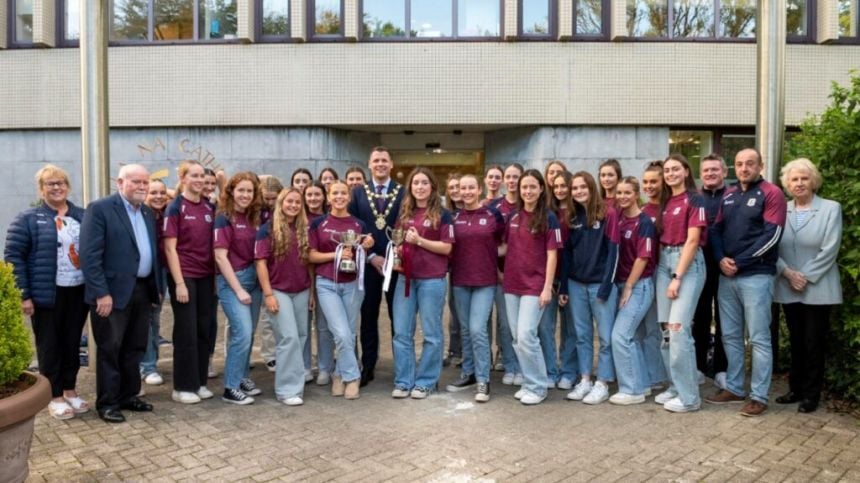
<box><xmin>154</xmin><ymin>0</ymin><xmax>193</xmax><ymax>40</ymax></box>
<box><xmin>65</xmin><ymin>0</ymin><xmax>80</xmax><ymax>40</ymax></box>
<box><xmin>314</xmin><ymin>0</ymin><xmax>341</xmax><ymax>35</ymax></box>
<box><xmin>576</xmin><ymin>0</ymin><xmax>603</xmax><ymax>35</ymax></box>
<box><xmin>522</xmin><ymin>0</ymin><xmax>550</xmax><ymax>35</ymax></box>
<box><xmin>363</xmin><ymin>0</ymin><xmax>406</xmax><ymax>38</ymax></box>
<box><xmin>626</xmin><ymin>0</ymin><xmax>668</xmax><ymax>36</ymax></box>
<box><xmin>15</xmin><ymin>0</ymin><xmax>34</xmax><ymax>42</ymax></box>
<box><xmin>673</xmin><ymin>0</ymin><xmax>713</xmax><ymax>37</ymax></box>
<box><xmin>458</xmin><ymin>0</ymin><xmax>500</xmax><ymax>37</ymax></box>
<box><xmin>411</xmin><ymin>0</ymin><xmax>451</xmax><ymax>37</ymax></box>
<box><xmin>668</xmin><ymin>130</ymin><xmax>713</xmax><ymax>176</ymax></box>
<box><xmin>113</xmin><ymin>0</ymin><xmax>149</xmax><ymax>41</ymax></box>
<box><xmin>262</xmin><ymin>0</ymin><xmax>290</xmax><ymax>36</ymax></box>
<box><xmin>786</xmin><ymin>0</ymin><xmax>807</xmax><ymax>35</ymax></box>
<box><xmin>720</xmin><ymin>133</ymin><xmax>755</xmax><ymax>180</ymax></box>
<box><xmin>719</xmin><ymin>0</ymin><xmax>755</xmax><ymax>37</ymax></box>
<box><xmin>199</xmin><ymin>0</ymin><xmax>237</xmax><ymax>39</ymax></box>
<box><xmin>838</xmin><ymin>0</ymin><xmax>858</xmax><ymax>37</ymax></box>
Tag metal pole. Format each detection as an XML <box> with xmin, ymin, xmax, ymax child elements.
<box><xmin>756</xmin><ymin>0</ymin><xmax>786</xmax><ymax>183</ymax></box>
<box><xmin>81</xmin><ymin>0</ymin><xmax>110</xmax><ymax>371</ymax></box>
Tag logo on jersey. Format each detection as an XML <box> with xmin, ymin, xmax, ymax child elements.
<box><xmin>423</xmin><ymin>219</ymin><xmax>432</xmax><ymax>228</ymax></box>
<box><xmin>592</xmin><ymin>221</ymin><xmax>601</xmax><ymax>230</ymax></box>
<box><xmin>672</xmin><ymin>207</ymin><xmax>681</xmax><ymax>216</ymax></box>
<box><xmin>479</xmin><ymin>218</ymin><xmax>487</xmax><ymax>226</ymax></box>
<box><xmin>624</xmin><ymin>230</ymin><xmax>633</xmax><ymax>239</ymax></box>
<box><xmin>747</xmin><ymin>199</ymin><xmax>757</xmax><ymax>207</ymax></box>
<box><xmin>205</xmin><ymin>214</ymin><xmax>212</xmax><ymax>223</ymax></box>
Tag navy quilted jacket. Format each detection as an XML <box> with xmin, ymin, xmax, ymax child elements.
<box><xmin>4</xmin><ymin>201</ymin><xmax>86</xmax><ymax>307</ymax></box>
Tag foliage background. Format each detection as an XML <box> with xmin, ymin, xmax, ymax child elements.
<box><xmin>0</xmin><ymin>261</ymin><xmax>33</xmax><ymax>386</ymax></box>
<box><xmin>785</xmin><ymin>71</ymin><xmax>860</xmax><ymax>403</ymax></box>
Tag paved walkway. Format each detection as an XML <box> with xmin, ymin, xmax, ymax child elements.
<box><xmin>27</xmin><ymin>309</ymin><xmax>860</xmax><ymax>482</ymax></box>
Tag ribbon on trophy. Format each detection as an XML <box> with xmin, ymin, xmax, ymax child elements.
<box><xmin>382</xmin><ymin>227</ymin><xmax>405</xmax><ymax>293</ymax></box>
<box><xmin>332</xmin><ymin>230</ymin><xmax>368</xmax><ymax>291</ymax></box>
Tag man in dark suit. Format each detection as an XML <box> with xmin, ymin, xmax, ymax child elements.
<box><xmin>348</xmin><ymin>146</ymin><xmax>405</xmax><ymax>386</ymax></box>
<box><xmin>80</xmin><ymin>164</ymin><xmax>162</xmax><ymax>423</ymax></box>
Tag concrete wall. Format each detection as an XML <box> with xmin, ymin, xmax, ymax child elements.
<box><xmin>0</xmin><ymin>127</ymin><xmax>380</xmax><ymax>252</ymax></box>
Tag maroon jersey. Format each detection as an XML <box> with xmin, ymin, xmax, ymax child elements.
<box><xmin>450</xmin><ymin>206</ymin><xmax>505</xmax><ymax>287</ymax></box>
<box><xmin>642</xmin><ymin>202</ymin><xmax>660</xmax><ymax>223</ymax></box>
<box><xmin>617</xmin><ymin>212</ymin><xmax>658</xmax><ymax>282</ymax></box>
<box><xmin>503</xmin><ymin>210</ymin><xmax>563</xmax><ymax>297</ymax></box>
<box><xmin>397</xmin><ymin>208</ymin><xmax>455</xmax><ymax>280</ymax></box>
<box><xmin>660</xmin><ymin>192</ymin><xmax>707</xmax><ymax>247</ymax></box>
<box><xmin>163</xmin><ymin>196</ymin><xmax>215</xmax><ymax>278</ymax></box>
<box><xmin>255</xmin><ymin>222</ymin><xmax>311</xmax><ymax>293</ymax></box>
<box><xmin>309</xmin><ymin>214</ymin><xmax>368</xmax><ymax>283</ymax></box>
<box><xmin>214</xmin><ymin>212</ymin><xmax>257</xmax><ymax>272</ymax></box>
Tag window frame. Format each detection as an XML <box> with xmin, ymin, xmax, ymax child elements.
<box><xmin>359</xmin><ymin>0</ymin><xmax>504</xmax><ymax>42</ymax></box>
<box><xmin>834</xmin><ymin>0</ymin><xmax>860</xmax><ymax>42</ymax></box>
<box><xmin>255</xmin><ymin>0</ymin><xmax>293</xmax><ymax>42</ymax></box>
<box><xmin>571</xmin><ymin>0</ymin><xmax>611</xmax><ymax>40</ymax></box>
<box><xmin>518</xmin><ymin>0</ymin><xmax>557</xmax><ymax>40</ymax></box>
<box><xmin>8</xmin><ymin>0</ymin><xmax>36</xmax><ymax>47</ymax></box>
<box><xmin>308</xmin><ymin>0</ymin><xmax>345</xmax><ymax>40</ymax></box>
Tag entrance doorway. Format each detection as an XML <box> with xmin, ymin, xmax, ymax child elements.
<box><xmin>392</xmin><ymin>150</ymin><xmax>485</xmax><ymax>193</ymax></box>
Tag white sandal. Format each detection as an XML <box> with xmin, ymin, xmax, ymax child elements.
<box><xmin>63</xmin><ymin>396</ymin><xmax>90</xmax><ymax>414</ymax></box>
<box><xmin>48</xmin><ymin>401</ymin><xmax>75</xmax><ymax>420</ymax></box>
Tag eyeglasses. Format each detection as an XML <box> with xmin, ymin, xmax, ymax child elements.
<box><xmin>44</xmin><ymin>181</ymin><xmax>67</xmax><ymax>188</ymax></box>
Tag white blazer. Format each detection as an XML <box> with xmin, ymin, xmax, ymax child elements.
<box><xmin>774</xmin><ymin>195</ymin><xmax>843</xmax><ymax>305</ymax></box>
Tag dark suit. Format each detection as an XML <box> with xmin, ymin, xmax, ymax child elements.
<box><xmin>348</xmin><ymin>181</ymin><xmax>404</xmax><ymax>373</ymax></box>
<box><xmin>80</xmin><ymin>193</ymin><xmax>161</xmax><ymax>411</ymax></box>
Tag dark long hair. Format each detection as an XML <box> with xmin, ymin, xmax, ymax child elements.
<box><xmin>399</xmin><ymin>167</ymin><xmax>443</xmax><ymax>229</ymax></box>
<box><xmin>516</xmin><ymin>169</ymin><xmax>550</xmax><ymax>234</ymax></box>
<box><xmin>598</xmin><ymin>158</ymin><xmax>622</xmax><ymax>199</ymax></box>
<box><xmin>658</xmin><ymin>153</ymin><xmax>698</xmax><ymax>233</ymax></box>
<box><xmin>571</xmin><ymin>171</ymin><xmax>606</xmax><ymax>228</ymax></box>
<box><xmin>549</xmin><ymin>170</ymin><xmax>574</xmax><ymax>226</ymax></box>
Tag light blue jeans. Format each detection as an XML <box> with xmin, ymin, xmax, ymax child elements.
<box><xmin>719</xmin><ymin>273</ymin><xmax>774</xmax><ymax>404</ymax></box>
<box><xmin>559</xmin><ymin>302</ymin><xmax>579</xmax><ymax>381</ymax></box>
<box><xmin>569</xmin><ymin>280</ymin><xmax>618</xmax><ymax>381</ymax></box>
<box><xmin>641</xmin><ymin>296</ymin><xmax>667</xmax><ymax>385</ymax></box>
<box><xmin>392</xmin><ymin>277</ymin><xmax>446</xmax><ymax>390</ymax></box>
<box><xmin>538</xmin><ymin>291</ymin><xmax>561</xmax><ymax>383</ymax></box>
<box><xmin>452</xmin><ymin>285</ymin><xmax>495</xmax><ymax>384</ymax></box>
<box><xmin>611</xmin><ymin>278</ymin><xmax>654</xmax><ymax>395</ymax></box>
<box><xmin>315</xmin><ymin>276</ymin><xmax>364</xmax><ymax>382</ymax></box>
<box><xmin>270</xmin><ymin>289</ymin><xmax>309</xmax><ymax>400</ymax></box>
<box><xmin>217</xmin><ymin>267</ymin><xmax>262</xmax><ymax>390</ymax></box>
<box><xmin>493</xmin><ymin>284</ymin><xmax>519</xmax><ymax>374</ymax></box>
<box><xmin>140</xmin><ymin>301</ymin><xmax>162</xmax><ymax>376</ymax></box>
<box><xmin>656</xmin><ymin>247</ymin><xmax>706</xmax><ymax>407</ymax></box>
<box><xmin>505</xmin><ymin>294</ymin><xmax>548</xmax><ymax>397</ymax></box>
<box><xmin>303</xmin><ymin>303</ymin><xmax>335</xmax><ymax>374</ymax></box>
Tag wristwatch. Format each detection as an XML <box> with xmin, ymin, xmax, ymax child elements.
<box><xmin>671</xmin><ymin>272</ymin><xmax>682</xmax><ymax>280</ymax></box>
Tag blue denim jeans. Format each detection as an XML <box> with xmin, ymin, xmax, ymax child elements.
<box><xmin>640</xmin><ymin>296</ymin><xmax>667</xmax><ymax>385</ymax></box>
<box><xmin>303</xmin><ymin>303</ymin><xmax>335</xmax><ymax>374</ymax></box>
<box><xmin>656</xmin><ymin>247</ymin><xmax>706</xmax><ymax>406</ymax></box>
<box><xmin>315</xmin><ymin>276</ymin><xmax>364</xmax><ymax>382</ymax></box>
<box><xmin>392</xmin><ymin>277</ymin><xmax>446</xmax><ymax>390</ymax></box>
<box><xmin>538</xmin><ymin>292</ymin><xmax>561</xmax><ymax>383</ymax></box>
<box><xmin>505</xmin><ymin>294</ymin><xmax>547</xmax><ymax>397</ymax></box>
<box><xmin>270</xmin><ymin>289</ymin><xmax>309</xmax><ymax>400</ymax></box>
<box><xmin>559</xmin><ymin>302</ymin><xmax>579</xmax><ymax>381</ymax></box>
<box><xmin>217</xmin><ymin>267</ymin><xmax>262</xmax><ymax>390</ymax></box>
<box><xmin>569</xmin><ymin>280</ymin><xmax>618</xmax><ymax>381</ymax></box>
<box><xmin>452</xmin><ymin>285</ymin><xmax>495</xmax><ymax>383</ymax></box>
<box><xmin>611</xmin><ymin>278</ymin><xmax>654</xmax><ymax>395</ymax></box>
<box><xmin>493</xmin><ymin>284</ymin><xmax>519</xmax><ymax>374</ymax></box>
<box><xmin>719</xmin><ymin>273</ymin><xmax>774</xmax><ymax>404</ymax></box>
<box><xmin>140</xmin><ymin>301</ymin><xmax>162</xmax><ymax>376</ymax></box>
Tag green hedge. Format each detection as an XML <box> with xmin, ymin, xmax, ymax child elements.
<box><xmin>0</xmin><ymin>261</ymin><xmax>33</xmax><ymax>386</ymax></box>
<box><xmin>785</xmin><ymin>71</ymin><xmax>860</xmax><ymax>403</ymax></box>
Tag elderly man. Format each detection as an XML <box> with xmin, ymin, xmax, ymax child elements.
<box><xmin>80</xmin><ymin>164</ymin><xmax>163</xmax><ymax>423</ymax></box>
<box><xmin>707</xmin><ymin>148</ymin><xmax>787</xmax><ymax>417</ymax></box>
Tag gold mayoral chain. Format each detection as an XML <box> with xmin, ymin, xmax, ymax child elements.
<box><xmin>365</xmin><ymin>184</ymin><xmax>401</xmax><ymax>230</ymax></box>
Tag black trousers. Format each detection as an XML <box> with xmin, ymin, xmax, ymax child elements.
<box><xmin>783</xmin><ymin>303</ymin><xmax>830</xmax><ymax>403</ymax></box>
<box><xmin>360</xmin><ymin>268</ymin><xmax>397</xmax><ymax>371</ymax></box>
<box><xmin>32</xmin><ymin>285</ymin><xmax>89</xmax><ymax>398</ymax></box>
<box><xmin>92</xmin><ymin>280</ymin><xmax>151</xmax><ymax>410</ymax></box>
<box><xmin>169</xmin><ymin>276</ymin><xmax>215</xmax><ymax>392</ymax></box>
<box><xmin>692</xmin><ymin>257</ymin><xmax>727</xmax><ymax>375</ymax></box>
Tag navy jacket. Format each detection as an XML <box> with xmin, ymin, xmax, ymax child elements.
<box><xmin>560</xmin><ymin>205</ymin><xmax>619</xmax><ymax>301</ymax></box>
<box><xmin>700</xmin><ymin>185</ymin><xmax>726</xmax><ymax>264</ymax></box>
<box><xmin>4</xmin><ymin>201</ymin><xmax>86</xmax><ymax>307</ymax></box>
<box><xmin>79</xmin><ymin>193</ymin><xmax>162</xmax><ymax>310</ymax></box>
<box><xmin>348</xmin><ymin>180</ymin><xmax>405</xmax><ymax>257</ymax></box>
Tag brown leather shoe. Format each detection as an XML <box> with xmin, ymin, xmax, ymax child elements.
<box><xmin>705</xmin><ymin>389</ymin><xmax>745</xmax><ymax>404</ymax></box>
<box><xmin>331</xmin><ymin>376</ymin><xmax>344</xmax><ymax>397</ymax></box>
<box><xmin>740</xmin><ymin>400</ymin><xmax>768</xmax><ymax>417</ymax></box>
<box><xmin>344</xmin><ymin>380</ymin><xmax>360</xmax><ymax>400</ymax></box>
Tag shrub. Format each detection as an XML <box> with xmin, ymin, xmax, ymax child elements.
<box><xmin>0</xmin><ymin>261</ymin><xmax>33</xmax><ymax>386</ymax></box>
<box><xmin>785</xmin><ymin>70</ymin><xmax>860</xmax><ymax>403</ymax></box>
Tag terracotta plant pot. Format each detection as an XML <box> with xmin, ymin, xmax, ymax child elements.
<box><xmin>0</xmin><ymin>371</ymin><xmax>52</xmax><ymax>483</ymax></box>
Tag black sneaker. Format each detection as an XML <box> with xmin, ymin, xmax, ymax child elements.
<box><xmin>445</xmin><ymin>374</ymin><xmax>477</xmax><ymax>392</ymax></box>
<box><xmin>475</xmin><ymin>383</ymin><xmax>490</xmax><ymax>403</ymax></box>
<box><xmin>266</xmin><ymin>360</ymin><xmax>276</xmax><ymax>372</ymax></box>
<box><xmin>240</xmin><ymin>378</ymin><xmax>262</xmax><ymax>396</ymax></box>
<box><xmin>222</xmin><ymin>388</ymin><xmax>254</xmax><ymax>405</ymax></box>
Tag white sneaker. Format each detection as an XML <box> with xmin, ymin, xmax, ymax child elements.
<box><xmin>512</xmin><ymin>374</ymin><xmax>525</xmax><ymax>386</ymax></box>
<box><xmin>172</xmin><ymin>390</ymin><xmax>202</xmax><ymax>404</ymax></box>
<box><xmin>143</xmin><ymin>372</ymin><xmax>164</xmax><ymax>385</ymax></box>
<box><xmin>520</xmin><ymin>391</ymin><xmax>546</xmax><ymax>405</ymax></box>
<box><xmin>663</xmin><ymin>396</ymin><xmax>701</xmax><ymax>413</ymax></box>
<box><xmin>566</xmin><ymin>380</ymin><xmax>593</xmax><ymax>401</ymax></box>
<box><xmin>281</xmin><ymin>396</ymin><xmax>304</xmax><ymax>406</ymax></box>
<box><xmin>316</xmin><ymin>371</ymin><xmax>331</xmax><ymax>386</ymax></box>
<box><xmin>514</xmin><ymin>388</ymin><xmax>526</xmax><ymax>400</ymax></box>
<box><xmin>502</xmin><ymin>373</ymin><xmax>515</xmax><ymax>385</ymax></box>
<box><xmin>655</xmin><ymin>389</ymin><xmax>678</xmax><ymax>405</ymax></box>
<box><xmin>697</xmin><ymin>370</ymin><xmax>706</xmax><ymax>385</ymax></box>
<box><xmin>583</xmin><ymin>382</ymin><xmax>609</xmax><ymax>405</ymax></box>
<box><xmin>609</xmin><ymin>392</ymin><xmax>646</xmax><ymax>405</ymax></box>
<box><xmin>391</xmin><ymin>387</ymin><xmax>410</xmax><ymax>399</ymax></box>
<box><xmin>557</xmin><ymin>377</ymin><xmax>574</xmax><ymax>390</ymax></box>
<box><xmin>304</xmin><ymin>369</ymin><xmax>314</xmax><ymax>383</ymax></box>
<box><xmin>714</xmin><ymin>372</ymin><xmax>727</xmax><ymax>391</ymax></box>
<box><xmin>197</xmin><ymin>386</ymin><xmax>214</xmax><ymax>399</ymax></box>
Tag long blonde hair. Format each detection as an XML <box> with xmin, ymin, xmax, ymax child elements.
<box><xmin>271</xmin><ymin>188</ymin><xmax>309</xmax><ymax>264</ymax></box>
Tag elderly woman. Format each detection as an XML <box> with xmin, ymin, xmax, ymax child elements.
<box><xmin>774</xmin><ymin>158</ymin><xmax>842</xmax><ymax>414</ymax></box>
<box><xmin>4</xmin><ymin>165</ymin><xmax>90</xmax><ymax>420</ymax></box>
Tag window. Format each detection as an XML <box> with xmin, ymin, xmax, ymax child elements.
<box><xmin>13</xmin><ymin>0</ymin><xmax>34</xmax><ymax>44</ymax></box>
<box><xmin>361</xmin><ymin>0</ymin><xmax>500</xmax><ymax>40</ymax></box>
<box><xmin>575</xmin><ymin>0</ymin><xmax>606</xmax><ymax>36</ymax></box>
<box><xmin>105</xmin><ymin>0</ymin><xmax>237</xmax><ymax>42</ymax></box>
<box><xmin>521</xmin><ymin>0</ymin><xmax>552</xmax><ymax>37</ymax></box>
<box><xmin>260</xmin><ymin>0</ymin><xmax>289</xmax><ymax>38</ymax></box>
<box><xmin>627</xmin><ymin>0</ymin><xmax>813</xmax><ymax>39</ymax></box>
<box><xmin>311</xmin><ymin>0</ymin><xmax>343</xmax><ymax>37</ymax></box>
<box><xmin>840</xmin><ymin>0</ymin><xmax>858</xmax><ymax>37</ymax></box>
<box><xmin>669</xmin><ymin>130</ymin><xmax>714</xmax><ymax>175</ymax></box>
<box><xmin>64</xmin><ymin>0</ymin><xmax>80</xmax><ymax>41</ymax></box>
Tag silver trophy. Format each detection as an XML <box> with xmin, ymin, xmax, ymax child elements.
<box><xmin>385</xmin><ymin>227</ymin><xmax>406</xmax><ymax>272</ymax></box>
<box><xmin>331</xmin><ymin>230</ymin><xmax>362</xmax><ymax>273</ymax></box>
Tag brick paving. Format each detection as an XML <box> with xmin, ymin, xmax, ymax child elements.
<box><xmin>27</xmin><ymin>307</ymin><xmax>860</xmax><ymax>482</ymax></box>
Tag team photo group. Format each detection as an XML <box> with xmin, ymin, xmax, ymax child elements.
<box><xmin>4</xmin><ymin>145</ymin><xmax>842</xmax><ymax>424</ymax></box>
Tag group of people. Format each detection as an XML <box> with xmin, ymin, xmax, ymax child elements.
<box><xmin>4</xmin><ymin>145</ymin><xmax>842</xmax><ymax>423</ymax></box>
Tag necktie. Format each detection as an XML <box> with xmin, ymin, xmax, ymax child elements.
<box><xmin>375</xmin><ymin>184</ymin><xmax>386</xmax><ymax>213</ymax></box>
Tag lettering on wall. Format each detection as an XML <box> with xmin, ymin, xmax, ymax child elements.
<box><xmin>135</xmin><ymin>137</ymin><xmax>224</xmax><ymax>181</ymax></box>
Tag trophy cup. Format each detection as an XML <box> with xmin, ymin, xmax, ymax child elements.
<box><xmin>386</xmin><ymin>227</ymin><xmax>406</xmax><ymax>272</ymax></box>
<box><xmin>332</xmin><ymin>230</ymin><xmax>361</xmax><ymax>273</ymax></box>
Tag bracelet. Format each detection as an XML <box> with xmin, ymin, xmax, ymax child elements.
<box><xmin>264</xmin><ymin>293</ymin><xmax>274</xmax><ymax>298</ymax></box>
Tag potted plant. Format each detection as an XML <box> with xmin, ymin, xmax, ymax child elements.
<box><xmin>0</xmin><ymin>261</ymin><xmax>51</xmax><ymax>483</ymax></box>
